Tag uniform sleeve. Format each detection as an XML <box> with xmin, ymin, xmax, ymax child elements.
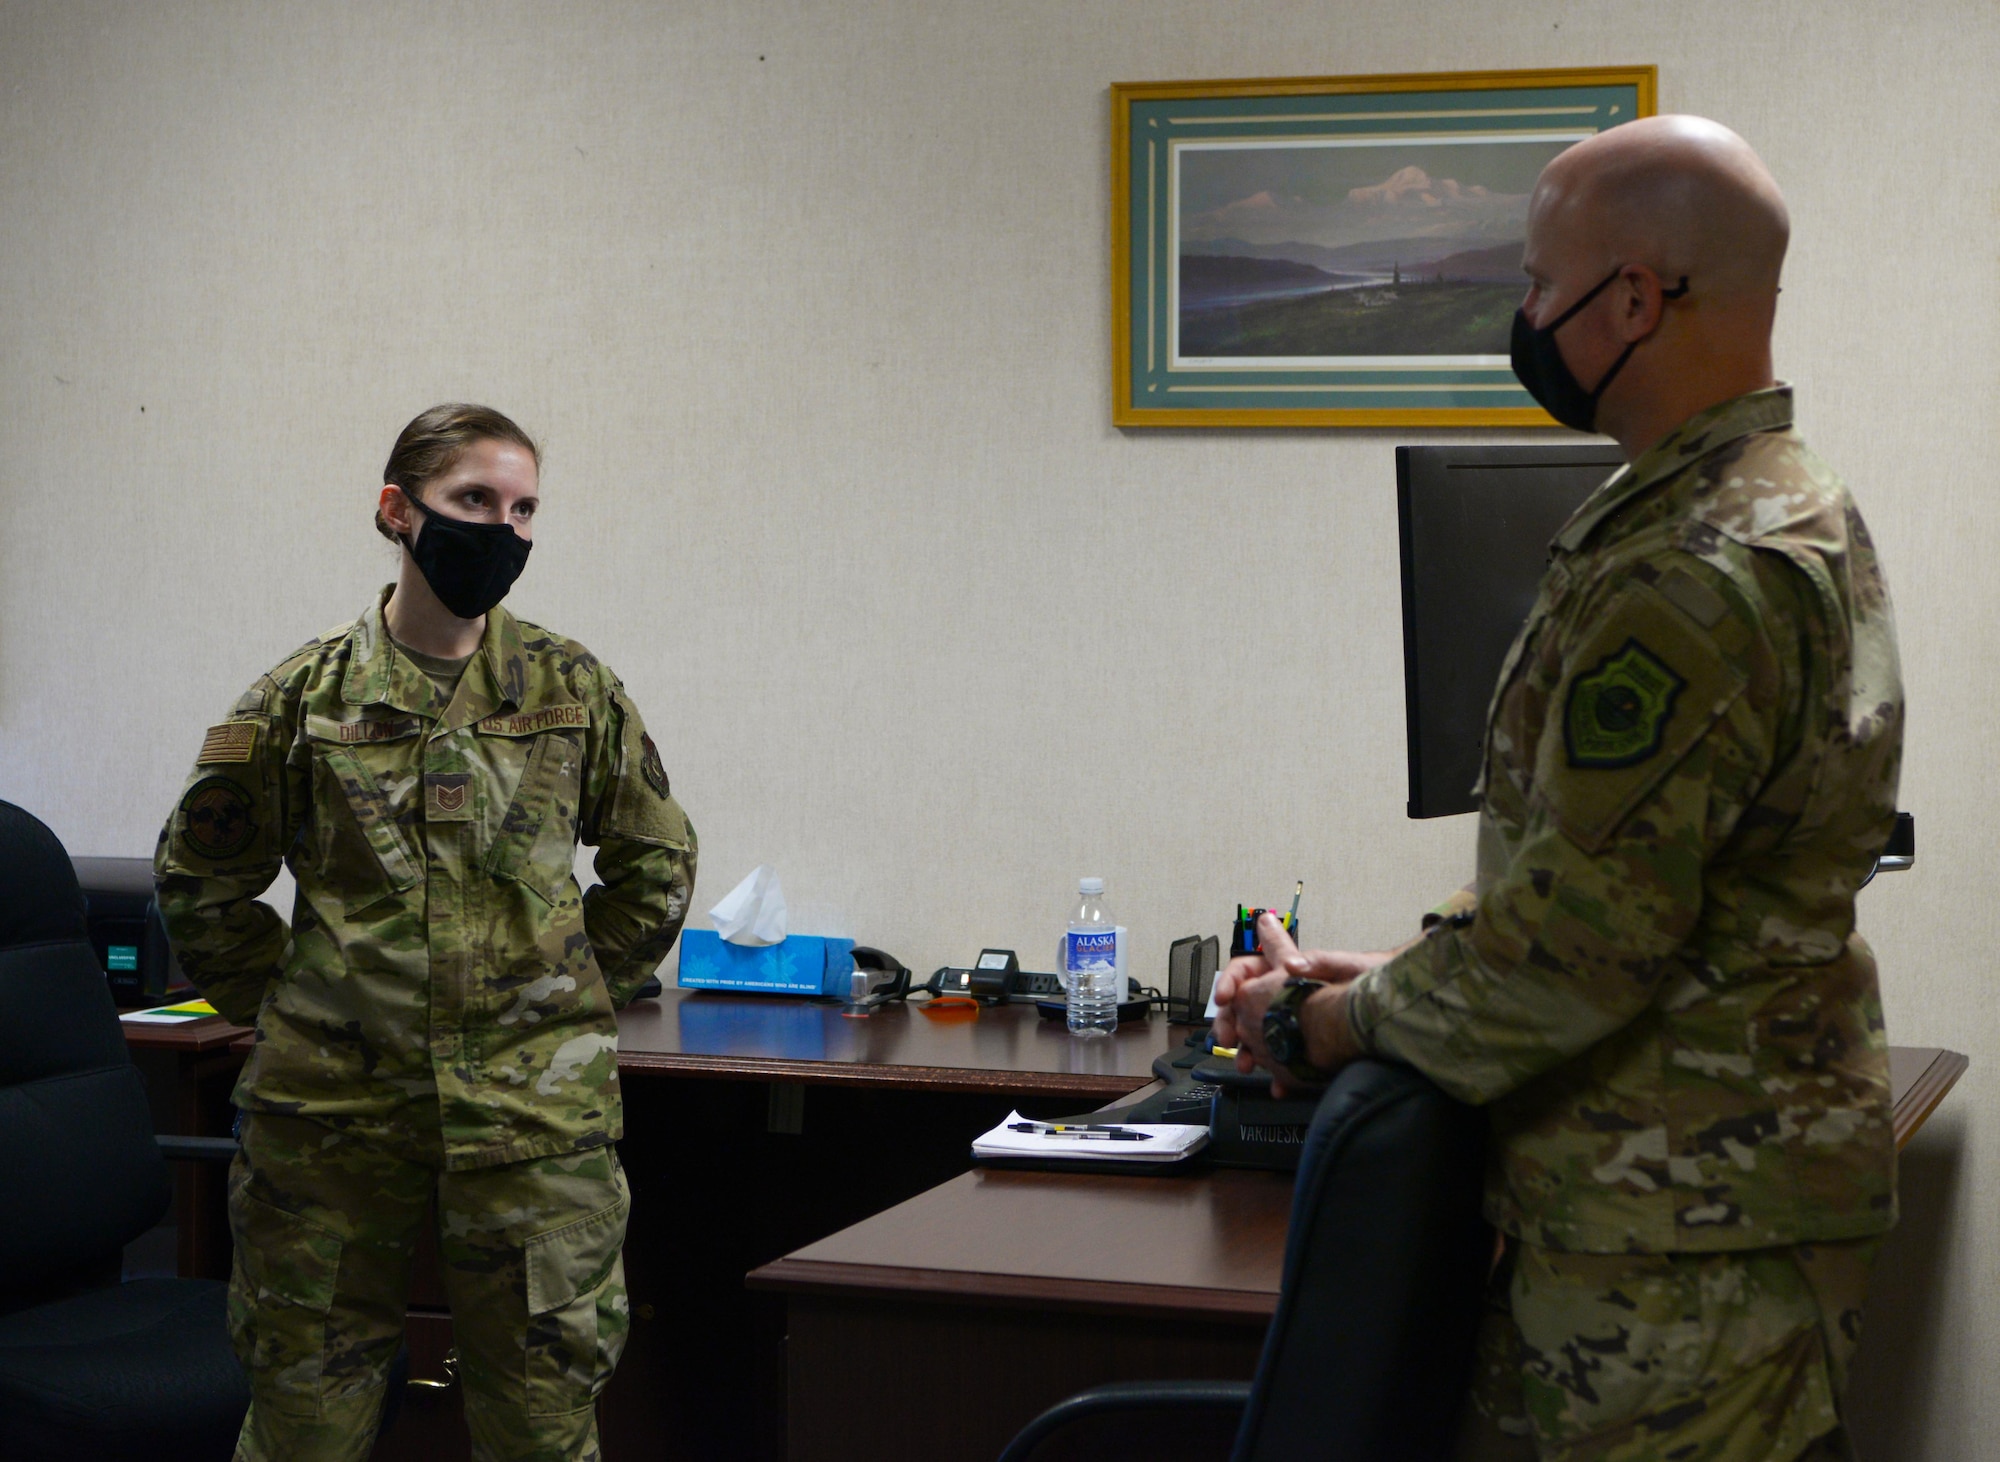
<box><xmin>1421</xmin><ymin>884</ymin><xmax>1478</xmax><ymax>930</ymax></box>
<box><xmin>1345</xmin><ymin>565</ymin><xmax>1789</xmax><ymax>1104</ymax></box>
<box><xmin>577</xmin><ymin>667</ymin><xmax>697</xmax><ymax>1008</ymax></box>
<box><xmin>152</xmin><ymin>679</ymin><xmax>301</xmax><ymax>1027</ymax></box>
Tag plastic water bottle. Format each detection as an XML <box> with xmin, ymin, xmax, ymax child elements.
<box><xmin>1065</xmin><ymin>877</ymin><xmax>1119</xmax><ymax>1038</ymax></box>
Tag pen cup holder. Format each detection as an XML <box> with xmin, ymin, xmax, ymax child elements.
<box><xmin>1230</xmin><ymin>906</ymin><xmax>1298</xmax><ymax>959</ymax></box>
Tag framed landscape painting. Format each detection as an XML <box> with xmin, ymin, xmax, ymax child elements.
<box><xmin>1112</xmin><ymin>67</ymin><xmax>1655</xmax><ymax>427</ymax></box>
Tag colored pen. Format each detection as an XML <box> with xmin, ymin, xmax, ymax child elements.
<box><xmin>1288</xmin><ymin>880</ymin><xmax>1303</xmax><ymax>930</ymax></box>
<box><xmin>1008</xmin><ymin>1122</ymin><xmax>1153</xmax><ymax>1141</ymax></box>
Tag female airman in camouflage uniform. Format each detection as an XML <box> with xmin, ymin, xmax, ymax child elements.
<box><xmin>157</xmin><ymin>404</ymin><xmax>696</xmax><ymax>1462</ymax></box>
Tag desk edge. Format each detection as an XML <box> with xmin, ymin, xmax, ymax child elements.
<box><xmin>746</xmin><ymin>1256</ymin><xmax>1278</xmax><ymax>1322</ymax></box>
<box><xmin>615</xmin><ymin>1050</ymin><xmax>1150</xmax><ymax>1096</ymax></box>
<box><xmin>1892</xmin><ymin>1048</ymin><xmax>1969</xmax><ymax>1150</ymax></box>
<box><xmin>121</xmin><ymin>1017</ymin><xmax>257</xmax><ymax>1053</ymax></box>
<box><xmin>158</xmin><ymin>1027</ymin><xmax>1164</xmax><ymax>1096</ymax></box>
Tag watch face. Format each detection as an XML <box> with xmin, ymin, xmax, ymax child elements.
<box><xmin>1263</xmin><ymin>1009</ymin><xmax>1298</xmax><ymax>1065</ymax></box>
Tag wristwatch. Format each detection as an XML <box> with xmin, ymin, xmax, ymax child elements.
<box><xmin>1261</xmin><ymin>977</ymin><xmax>1330</xmax><ymax>1085</ymax></box>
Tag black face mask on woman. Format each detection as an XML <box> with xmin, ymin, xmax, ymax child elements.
<box><xmin>401</xmin><ymin>498</ymin><xmax>533</xmax><ymax>620</ymax></box>
<box><xmin>1510</xmin><ymin>267</ymin><xmax>1689</xmax><ymax>432</ymax></box>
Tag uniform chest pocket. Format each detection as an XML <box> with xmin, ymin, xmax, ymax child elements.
<box><xmin>304</xmin><ymin>720</ymin><xmax>424</xmax><ymax>916</ymax></box>
<box><xmin>484</xmin><ymin>730</ymin><xmax>585</xmax><ymax>906</ymax></box>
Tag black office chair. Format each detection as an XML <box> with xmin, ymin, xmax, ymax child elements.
<box><xmin>0</xmin><ymin>801</ymin><xmax>252</xmax><ymax>1459</ymax></box>
<box><xmin>998</xmin><ymin>1059</ymin><xmax>1493</xmax><ymax>1462</ymax></box>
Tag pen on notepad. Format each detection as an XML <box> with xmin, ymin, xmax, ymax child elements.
<box><xmin>1007</xmin><ymin>1122</ymin><xmax>1153</xmax><ymax>1141</ymax></box>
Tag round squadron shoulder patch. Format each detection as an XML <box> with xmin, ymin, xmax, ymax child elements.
<box><xmin>640</xmin><ymin>733</ymin><xmax>670</xmax><ymax>799</ymax></box>
<box><xmin>179</xmin><ymin>775</ymin><xmax>258</xmax><ymax>860</ymax></box>
<box><xmin>1564</xmin><ymin>638</ymin><xmax>1686</xmax><ymax>770</ymax></box>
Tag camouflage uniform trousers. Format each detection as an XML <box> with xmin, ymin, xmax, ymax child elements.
<box><xmin>1452</xmin><ymin>1237</ymin><xmax>1877</xmax><ymax>1462</ymax></box>
<box><xmin>226</xmin><ymin>1112</ymin><xmax>630</xmax><ymax>1462</ymax></box>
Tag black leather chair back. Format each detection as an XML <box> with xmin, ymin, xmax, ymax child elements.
<box><xmin>0</xmin><ymin>803</ymin><xmax>172</xmax><ymax>1314</ymax></box>
<box><xmin>1232</xmin><ymin>1059</ymin><xmax>1491</xmax><ymax>1462</ymax></box>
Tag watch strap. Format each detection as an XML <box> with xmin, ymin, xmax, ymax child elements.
<box><xmin>1264</xmin><ymin>977</ymin><xmax>1330</xmax><ymax>1084</ymax></box>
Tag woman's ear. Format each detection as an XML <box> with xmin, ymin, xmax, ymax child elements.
<box><xmin>378</xmin><ymin>484</ymin><xmax>415</xmax><ymax>537</ymax></box>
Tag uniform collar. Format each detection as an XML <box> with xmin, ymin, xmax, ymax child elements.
<box><xmin>341</xmin><ymin>586</ymin><xmax>529</xmax><ymax>728</ymax></box>
<box><xmin>1552</xmin><ymin>385</ymin><xmax>1796</xmax><ymax>556</ymax></box>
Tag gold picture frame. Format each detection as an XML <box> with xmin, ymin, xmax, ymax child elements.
<box><xmin>1112</xmin><ymin>67</ymin><xmax>1657</xmax><ymax>428</ymax></box>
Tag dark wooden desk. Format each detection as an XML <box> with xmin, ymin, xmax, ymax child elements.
<box><xmin>167</xmin><ymin>984</ymin><xmax>1176</xmax><ymax>1099</ymax></box>
<box><xmin>123</xmin><ymin>1014</ymin><xmax>255</xmax><ymax>1278</ymax></box>
<box><xmin>614</xmin><ymin>985</ymin><xmax>1177</xmax><ymax>1094</ymax></box>
<box><xmin>609</xmin><ymin>991</ymin><xmax>1181</xmax><ymax>1459</ymax></box>
<box><xmin>1887</xmin><ymin>1046</ymin><xmax>1969</xmax><ymax>1146</ymax></box>
<box><xmin>129</xmin><ymin>991</ymin><xmax>1173</xmax><ymax>1254</ymax></box>
<box><xmin>124</xmin><ymin>991</ymin><xmax>1182</xmax><ymax>1461</ymax></box>
<box><xmin>753</xmin><ymin>1046</ymin><xmax>1970</xmax><ymax>1462</ymax></box>
<box><xmin>121</xmin><ymin>1014</ymin><xmax>256</xmax><ymax>1056</ymax></box>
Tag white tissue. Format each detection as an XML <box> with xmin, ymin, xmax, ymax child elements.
<box><xmin>709</xmin><ymin>865</ymin><xmax>788</xmax><ymax>946</ymax></box>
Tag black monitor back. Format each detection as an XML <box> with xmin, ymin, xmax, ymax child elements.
<box><xmin>1397</xmin><ymin>444</ymin><xmax>1625</xmax><ymax>819</ymax></box>
<box><xmin>70</xmin><ymin>855</ymin><xmax>185</xmax><ymax>1005</ymax></box>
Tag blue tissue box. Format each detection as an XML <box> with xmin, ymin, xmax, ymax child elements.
<box><xmin>676</xmin><ymin>930</ymin><xmax>856</xmax><ymax>997</ymax></box>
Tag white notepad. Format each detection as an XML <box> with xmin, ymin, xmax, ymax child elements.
<box><xmin>972</xmin><ymin>1110</ymin><xmax>1208</xmax><ymax>1164</ymax></box>
<box><xmin>119</xmin><ymin>998</ymin><xmax>219</xmax><ymax>1024</ymax></box>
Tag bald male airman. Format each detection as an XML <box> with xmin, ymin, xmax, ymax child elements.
<box><xmin>1217</xmin><ymin>117</ymin><xmax>1901</xmax><ymax>1462</ymax></box>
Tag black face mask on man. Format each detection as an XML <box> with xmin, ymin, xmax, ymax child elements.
<box><xmin>400</xmin><ymin>498</ymin><xmax>532</xmax><ymax>620</ymax></box>
<box><xmin>1510</xmin><ymin>267</ymin><xmax>1689</xmax><ymax>432</ymax></box>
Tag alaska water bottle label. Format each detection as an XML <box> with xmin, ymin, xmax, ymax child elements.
<box><xmin>1065</xmin><ymin>929</ymin><xmax>1118</xmax><ymax>974</ymax></box>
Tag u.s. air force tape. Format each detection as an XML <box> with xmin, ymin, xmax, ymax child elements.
<box><xmin>197</xmin><ymin>722</ymin><xmax>258</xmax><ymax>764</ymax></box>
<box><xmin>476</xmin><ymin>705</ymin><xmax>590</xmax><ymax>736</ymax></box>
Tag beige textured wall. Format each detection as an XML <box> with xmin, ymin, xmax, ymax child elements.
<box><xmin>2</xmin><ymin>1</ymin><xmax>1993</xmax><ymax>1451</ymax></box>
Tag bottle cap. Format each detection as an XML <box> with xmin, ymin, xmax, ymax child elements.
<box><xmin>1078</xmin><ymin>877</ymin><xmax>1105</xmax><ymax>895</ymax></box>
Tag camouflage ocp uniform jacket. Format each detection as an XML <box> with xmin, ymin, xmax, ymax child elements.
<box><xmin>155</xmin><ymin>589</ymin><xmax>697</xmax><ymax>1171</ymax></box>
<box><xmin>1345</xmin><ymin>387</ymin><xmax>1903</xmax><ymax>1254</ymax></box>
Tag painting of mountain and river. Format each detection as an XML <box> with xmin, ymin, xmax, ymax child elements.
<box><xmin>1175</xmin><ymin>137</ymin><xmax>1572</xmax><ymax>362</ymax></box>
<box><xmin>1114</xmin><ymin>69</ymin><xmax>1653</xmax><ymax>424</ymax></box>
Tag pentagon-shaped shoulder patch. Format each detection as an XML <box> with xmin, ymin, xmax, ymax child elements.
<box><xmin>640</xmin><ymin>733</ymin><xmax>670</xmax><ymax>799</ymax></box>
<box><xmin>1565</xmin><ymin>639</ymin><xmax>1686</xmax><ymax>770</ymax></box>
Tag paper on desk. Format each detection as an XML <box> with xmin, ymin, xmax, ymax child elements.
<box><xmin>972</xmin><ymin>1110</ymin><xmax>1208</xmax><ymax>1164</ymax></box>
<box><xmin>120</xmin><ymin>999</ymin><xmax>219</xmax><ymax>1024</ymax></box>
<box><xmin>710</xmin><ymin>864</ymin><xmax>787</xmax><ymax>945</ymax></box>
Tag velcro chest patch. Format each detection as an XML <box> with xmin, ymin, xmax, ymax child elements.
<box><xmin>426</xmin><ymin>772</ymin><xmax>476</xmax><ymax>821</ymax></box>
